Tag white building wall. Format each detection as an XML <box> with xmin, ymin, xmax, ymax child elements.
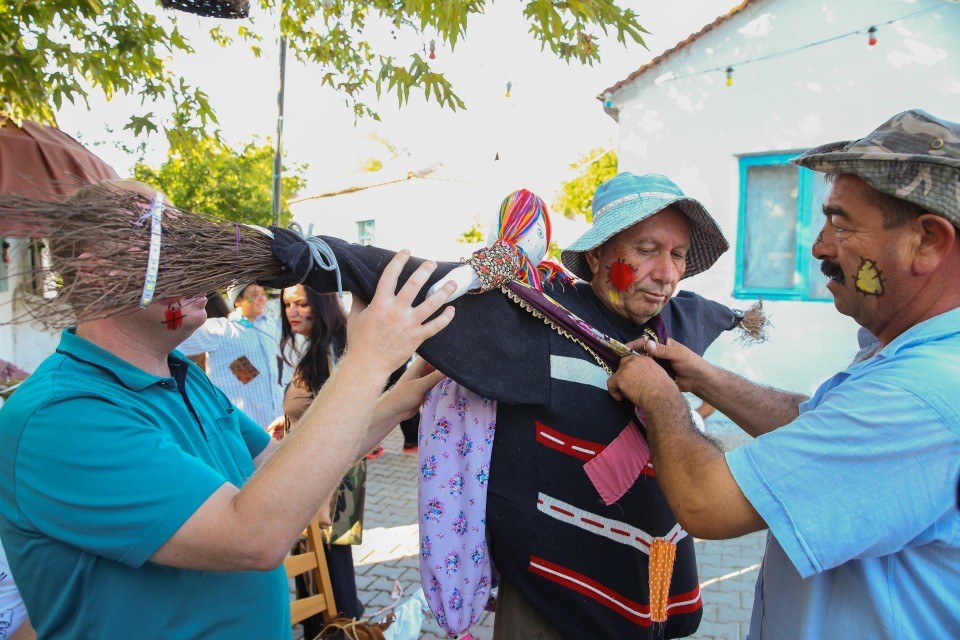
<box><xmin>289</xmin><ymin>175</ymin><xmax>589</xmax><ymax>264</ymax></box>
<box><xmin>607</xmin><ymin>0</ymin><xmax>959</xmax><ymax>394</ymax></box>
<box><xmin>0</xmin><ymin>239</ymin><xmax>59</xmax><ymax>373</ymax></box>
<box><xmin>290</xmin><ymin>178</ymin><xmax>502</xmax><ymax>262</ymax></box>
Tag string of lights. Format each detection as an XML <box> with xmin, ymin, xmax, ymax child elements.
<box><xmin>655</xmin><ymin>2</ymin><xmax>952</xmax><ymax>87</ymax></box>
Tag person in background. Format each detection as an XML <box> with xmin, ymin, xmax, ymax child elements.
<box><xmin>181</xmin><ymin>294</ymin><xmax>231</xmax><ymax>371</ymax></box>
<box><xmin>177</xmin><ymin>284</ymin><xmax>284</xmax><ymax>429</ymax></box>
<box><xmin>279</xmin><ymin>284</ymin><xmax>366</xmax><ymax>634</ymax></box>
<box><xmin>0</xmin><ymin>359</ymin><xmax>30</xmax><ymax>411</ymax></box>
<box><xmin>0</xmin><ymin>539</ymin><xmax>34</xmax><ymax>640</ymax></box>
<box><xmin>607</xmin><ymin>109</ymin><xmax>960</xmax><ymax>639</ymax></box>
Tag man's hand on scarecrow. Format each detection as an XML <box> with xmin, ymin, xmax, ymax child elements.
<box><xmin>346</xmin><ymin>251</ymin><xmax>456</xmax><ymax>378</ymax></box>
<box><xmin>378</xmin><ymin>357</ymin><xmax>444</xmax><ymax>425</ymax></box>
<box><xmin>607</xmin><ymin>350</ymin><xmax>678</xmax><ymax>409</ymax></box>
<box><xmin>624</xmin><ymin>337</ymin><xmax>709</xmax><ymax>394</ymax></box>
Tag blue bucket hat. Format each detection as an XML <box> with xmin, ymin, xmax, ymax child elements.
<box><xmin>560</xmin><ymin>172</ymin><xmax>729</xmax><ymax>282</ymax></box>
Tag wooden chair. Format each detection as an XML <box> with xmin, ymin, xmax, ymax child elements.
<box><xmin>285</xmin><ymin>514</ymin><xmax>338</xmax><ymax>628</ymax></box>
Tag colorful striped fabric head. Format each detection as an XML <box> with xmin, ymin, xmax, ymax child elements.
<box><xmin>494</xmin><ymin>189</ymin><xmax>572</xmax><ymax>289</ymax></box>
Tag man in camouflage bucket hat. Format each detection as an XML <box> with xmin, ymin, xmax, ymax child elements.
<box><xmin>606</xmin><ymin>109</ymin><xmax>960</xmax><ymax>639</ymax></box>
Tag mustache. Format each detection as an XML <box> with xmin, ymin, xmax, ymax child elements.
<box><xmin>820</xmin><ymin>260</ymin><xmax>845</xmax><ymax>284</ymax></box>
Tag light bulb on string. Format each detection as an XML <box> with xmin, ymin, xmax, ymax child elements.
<box><xmin>867</xmin><ymin>26</ymin><xmax>878</xmax><ymax>47</ymax></box>
<box><xmin>429</xmin><ymin>39</ymin><xmax>436</xmax><ymax>59</ymax></box>
<box><xmin>725</xmin><ymin>66</ymin><xmax>734</xmax><ymax>87</ymax></box>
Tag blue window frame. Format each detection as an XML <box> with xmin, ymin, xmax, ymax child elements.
<box><xmin>734</xmin><ymin>153</ymin><xmax>831</xmax><ymax>301</ymax></box>
<box><xmin>356</xmin><ymin>219</ymin><xmax>375</xmax><ymax>246</ymax></box>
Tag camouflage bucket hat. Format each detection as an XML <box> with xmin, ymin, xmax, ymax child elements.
<box><xmin>561</xmin><ymin>172</ymin><xmax>728</xmax><ymax>282</ymax></box>
<box><xmin>792</xmin><ymin>109</ymin><xmax>960</xmax><ymax>227</ymax></box>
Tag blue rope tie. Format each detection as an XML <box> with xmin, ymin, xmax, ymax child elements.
<box><xmin>287</xmin><ymin>221</ymin><xmax>343</xmax><ymax>299</ymax></box>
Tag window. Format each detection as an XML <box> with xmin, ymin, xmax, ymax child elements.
<box><xmin>356</xmin><ymin>219</ymin><xmax>375</xmax><ymax>246</ymax></box>
<box><xmin>735</xmin><ymin>153</ymin><xmax>831</xmax><ymax>301</ymax></box>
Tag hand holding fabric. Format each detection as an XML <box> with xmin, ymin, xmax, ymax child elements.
<box><xmin>607</xmin><ymin>350</ymin><xmax>679</xmax><ymax>411</ymax></box>
<box><xmin>265</xmin><ymin>415</ymin><xmax>286</xmax><ymax>440</ymax></box>
<box><xmin>376</xmin><ymin>358</ymin><xmax>444</xmax><ymax>427</ymax></box>
<box><xmin>623</xmin><ymin>337</ymin><xmax>708</xmax><ymax>394</ymax></box>
<box><xmin>344</xmin><ymin>251</ymin><xmax>456</xmax><ymax>380</ymax></box>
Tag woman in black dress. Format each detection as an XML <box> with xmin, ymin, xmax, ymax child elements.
<box><xmin>280</xmin><ymin>284</ymin><xmax>363</xmax><ymax>632</ymax></box>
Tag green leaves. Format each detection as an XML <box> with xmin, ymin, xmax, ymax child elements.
<box><xmin>124</xmin><ymin>113</ymin><xmax>159</xmax><ymax>137</ymax></box>
<box><xmin>375</xmin><ymin>54</ymin><xmax>464</xmax><ymax>110</ymax></box>
<box><xmin>131</xmin><ymin>136</ymin><xmax>308</xmax><ymax>229</ymax></box>
<box><xmin>4</xmin><ymin>0</ymin><xmax>647</xmax><ymax>146</ymax></box>
<box><xmin>553</xmin><ymin>147</ymin><xmax>618</xmax><ymax>222</ymax></box>
<box><xmin>456</xmin><ymin>220</ymin><xmax>485</xmax><ymax>244</ymax></box>
<box><xmin>1</xmin><ymin>0</ymin><xmax>207</xmax><ymax>150</ymax></box>
<box><xmin>523</xmin><ymin>0</ymin><xmax>647</xmax><ymax>64</ymax></box>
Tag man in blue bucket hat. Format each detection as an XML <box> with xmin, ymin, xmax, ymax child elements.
<box><xmin>561</xmin><ymin>172</ymin><xmax>729</xmax><ymax>321</ymax></box>
<box><xmin>609</xmin><ymin>109</ymin><xmax>960</xmax><ymax>639</ymax></box>
<box><xmin>275</xmin><ymin>173</ymin><xmax>761</xmax><ymax>639</ymax></box>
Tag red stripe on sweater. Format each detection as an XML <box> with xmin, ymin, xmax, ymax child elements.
<box><xmin>535</xmin><ymin>419</ymin><xmax>605</xmax><ymax>461</ymax></box>
<box><xmin>527</xmin><ymin>555</ymin><xmax>702</xmax><ymax>626</ymax></box>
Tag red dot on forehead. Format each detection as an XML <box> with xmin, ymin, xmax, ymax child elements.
<box><xmin>609</xmin><ymin>260</ymin><xmax>636</xmax><ymax>292</ymax></box>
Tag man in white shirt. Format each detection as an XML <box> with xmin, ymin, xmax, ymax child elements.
<box><xmin>178</xmin><ymin>284</ymin><xmax>284</xmax><ymax>428</ymax></box>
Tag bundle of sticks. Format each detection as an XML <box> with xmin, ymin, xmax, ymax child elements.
<box><xmin>0</xmin><ymin>182</ymin><xmax>300</xmax><ymax>329</ymax></box>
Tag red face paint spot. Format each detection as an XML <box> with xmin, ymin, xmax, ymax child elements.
<box><xmin>164</xmin><ymin>304</ymin><xmax>184</xmax><ymax>330</ymax></box>
<box><xmin>608</xmin><ymin>259</ymin><xmax>636</xmax><ymax>292</ymax></box>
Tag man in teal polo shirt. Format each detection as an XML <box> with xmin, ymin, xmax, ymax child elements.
<box><xmin>0</xmin><ymin>180</ymin><xmax>457</xmax><ymax>638</ymax></box>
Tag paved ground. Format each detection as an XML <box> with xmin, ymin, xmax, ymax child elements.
<box><xmin>304</xmin><ymin>421</ymin><xmax>765</xmax><ymax>639</ymax></box>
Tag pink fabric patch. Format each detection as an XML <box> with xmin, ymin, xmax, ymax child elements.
<box><xmin>583</xmin><ymin>422</ymin><xmax>650</xmax><ymax>506</ymax></box>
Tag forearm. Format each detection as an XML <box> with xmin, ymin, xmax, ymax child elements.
<box><xmin>154</xmin><ymin>251</ymin><xmax>457</xmax><ymax>571</ymax></box>
<box><xmin>644</xmin><ymin>388</ymin><xmax>765</xmax><ymax>539</ymax></box>
<box><xmin>360</xmin><ymin>362</ymin><xmax>445</xmax><ymax>454</ymax></box>
<box><xmin>154</xmin><ymin>351</ymin><xmax>390</xmax><ymax>571</ymax></box>
<box><xmin>363</xmin><ymin>392</ymin><xmax>409</xmax><ymax>454</ymax></box>
<box><xmin>693</xmin><ymin>364</ymin><xmax>806</xmax><ymax>438</ymax></box>
<box><xmin>234</xmin><ymin>353</ymin><xmax>386</xmax><ymax>548</ymax></box>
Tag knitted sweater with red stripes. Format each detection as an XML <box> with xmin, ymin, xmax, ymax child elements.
<box><xmin>300</xmin><ymin>237</ymin><xmax>743</xmax><ymax>639</ymax></box>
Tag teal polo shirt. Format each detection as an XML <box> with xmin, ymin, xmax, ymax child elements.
<box><xmin>0</xmin><ymin>329</ymin><xmax>289</xmax><ymax>639</ymax></box>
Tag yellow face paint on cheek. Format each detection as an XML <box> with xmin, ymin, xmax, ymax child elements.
<box><xmin>608</xmin><ymin>290</ymin><xmax>621</xmax><ymax>306</ymax></box>
<box><xmin>855</xmin><ymin>258</ymin><xmax>884</xmax><ymax>296</ymax></box>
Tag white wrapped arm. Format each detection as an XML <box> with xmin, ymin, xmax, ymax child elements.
<box><xmin>427</xmin><ymin>264</ymin><xmax>481</xmax><ymax>303</ymax></box>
